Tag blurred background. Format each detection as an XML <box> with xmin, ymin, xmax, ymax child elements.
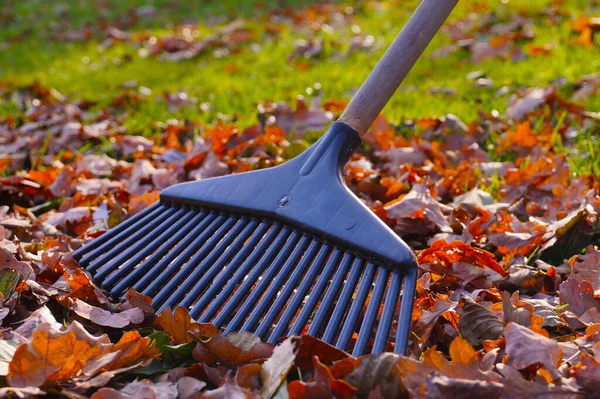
<box><xmin>1</xmin><ymin>0</ymin><xmax>598</xmax><ymax>130</ymax></box>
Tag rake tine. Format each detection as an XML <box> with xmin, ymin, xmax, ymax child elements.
<box><xmin>73</xmin><ymin>202</ymin><xmax>161</xmax><ymax>260</ymax></box>
<box><xmin>254</xmin><ymin>237</ymin><xmax>318</xmax><ymax>338</ymax></box>
<box><xmin>211</xmin><ymin>225</ymin><xmax>289</xmax><ymax>327</ymax></box>
<box><xmin>110</xmin><ymin>211</ymin><xmax>208</xmax><ymax>297</ymax></box>
<box><xmin>336</xmin><ymin>262</ymin><xmax>377</xmax><ymax>350</ymax></box>
<box><xmin>84</xmin><ymin>207</ymin><xmax>178</xmax><ymax>272</ymax></box>
<box><xmin>140</xmin><ymin>212</ymin><xmax>221</xmax><ymax>297</ymax></box>
<box><xmin>154</xmin><ymin>215</ymin><xmax>238</xmax><ymax>311</ymax></box>
<box><xmin>321</xmin><ymin>258</ymin><xmax>365</xmax><ymax>344</ymax></box>
<box><xmin>270</xmin><ymin>244</ymin><xmax>335</xmax><ymax>343</ymax></box>
<box><xmin>221</xmin><ymin>229</ymin><xmax>301</xmax><ymax>333</ymax></box>
<box><xmin>95</xmin><ymin>208</ymin><xmax>190</xmax><ymax>281</ymax></box>
<box><xmin>192</xmin><ymin>222</ymin><xmax>271</xmax><ymax>320</ymax></box>
<box><xmin>372</xmin><ymin>272</ymin><xmax>401</xmax><ymax>353</ymax></box>
<box><xmin>352</xmin><ymin>268</ymin><xmax>389</xmax><ymax>356</ymax></box>
<box><xmin>176</xmin><ymin>218</ymin><xmax>257</xmax><ymax>309</ymax></box>
<box><xmin>307</xmin><ymin>252</ymin><xmax>353</xmax><ymax>336</ymax></box>
<box><xmin>395</xmin><ymin>267</ymin><xmax>418</xmax><ymax>354</ymax></box>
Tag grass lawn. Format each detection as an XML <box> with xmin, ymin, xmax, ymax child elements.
<box><xmin>1</xmin><ymin>0</ymin><xmax>598</xmax><ymax>130</ymax></box>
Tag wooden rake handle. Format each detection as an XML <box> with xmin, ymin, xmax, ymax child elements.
<box><xmin>338</xmin><ymin>0</ymin><xmax>459</xmax><ymax>137</ymax></box>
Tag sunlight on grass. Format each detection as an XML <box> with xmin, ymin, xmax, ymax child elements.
<box><xmin>1</xmin><ymin>0</ymin><xmax>597</xmax><ymax>130</ymax></box>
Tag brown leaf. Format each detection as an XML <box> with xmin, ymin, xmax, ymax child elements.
<box><xmin>496</xmin><ymin>363</ymin><xmax>581</xmax><ymax>398</ymax></box>
<box><xmin>0</xmin><ymin>387</ymin><xmax>44</xmax><ymax>397</ymax></box>
<box><xmin>457</xmin><ymin>295</ymin><xmax>505</xmax><ymax>346</ymax></box>
<box><xmin>501</xmin><ymin>291</ymin><xmax>532</xmax><ymax>327</ymax></box>
<box><xmin>567</xmin><ymin>245</ymin><xmax>600</xmax><ymax>290</ymax></box>
<box><xmin>412</xmin><ymin>296</ymin><xmax>457</xmax><ymax>350</ymax></box>
<box><xmin>294</xmin><ymin>335</ymin><xmax>350</xmax><ymax>370</ymax></box>
<box><xmin>418</xmin><ymin>240</ymin><xmax>508</xmax><ymax>286</ymax></box>
<box><xmin>3</xmin><ymin>306</ymin><xmax>62</xmax><ymax>344</ymax></box>
<box><xmin>505</xmin><ymin>87</ymin><xmax>551</xmax><ymax>121</ymax></box>
<box><xmin>559</xmin><ymin>278</ymin><xmax>599</xmax><ymax>317</ymax></box>
<box><xmin>425</xmin><ymin>375</ymin><xmax>504</xmax><ymax>399</ymax></box>
<box><xmin>345</xmin><ymin>353</ymin><xmax>405</xmax><ymax>399</ymax></box>
<box><xmin>397</xmin><ymin>341</ymin><xmax>502</xmax><ymax>397</ymax></box>
<box><xmin>71</xmin><ymin>299</ymin><xmax>144</xmax><ymax>328</ymax></box>
<box><xmin>201</xmin><ymin>373</ymin><xmax>252</xmax><ymax>399</ymax></box>
<box><xmin>56</xmin><ymin>268</ymin><xmax>110</xmax><ymax>308</ymax></box>
<box><xmin>70</xmin><ymin>361</ymin><xmax>153</xmax><ymax>393</ymax></box>
<box><xmin>91</xmin><ymin>379</ymin><xmax>178</xmax><ymax>399</ymax></box>
<box><xmin>571</xmin><ymin>352</ymin><xmax>600</xmax><ymax>394</ymax></box>
<box><xmin>0</xmin><ymin>248</ymin><xmax>34</xmax><ymax>279</ymax></box>
<box><xmin>288</xmin><ymin>356</ymin><xmax>356</xmax><ymax>399</ymax></box>
<box><xmin>193</xmin><ymin>333</ymin><xmax>273</xmax><ymax>367</ymax></box>
<box><xmin>44</xmin><ymin>206</ymin><xmax>92</xmax><ymax>231</ymax></box>
<box><xmin>175</xmin><ymin>376</ymin><xmax>206</xmax><ymax>399</ymax></box>
<box><xmin>184</xmin><ymin>363</ymin><xmax>228</xmax><ymax>387</ymax></box>
<box><xmin>495</xmin><ymin>264</ymin><xmax>545</xmax><ymax>295</ymax></box>
<box><xmin>236</xmin><ymin>363</ymin><xmax>262</xmax><ymax>391</ymax></box>
<box><xmin>156</xmin><ymin>306</ymin><xmax>217</xmax><ymax>344</ymax></box>
<box><xmin>504</xmin><ymin>322</ymin><xmax>561</xmax><ymax>380</ymax></box>
<box><xmin>119</xmin><ymin>288</ymin><xmax>155</xmax><ymax>319</ymax></box>
<box><xmin>7</xmin><ymin>321</ymin><xmax>158</xmax><ymax>387</ymax></box>
<box><xmin>188</xmin><ymin>152</ymin><xmax>229</xmax><ymax>180</ymax></box>
<box><xmin>263</xmin><ymin>98</ymin><xmax>332</xmax><ymax>135</ymax></box>
<box><xmin>385</xmin><ymin>184</ymin><xmax>452</xmax><ymax>235</ymax></box>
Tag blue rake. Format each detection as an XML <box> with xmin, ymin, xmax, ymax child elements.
<box><xmin>73</xmin><ymin>0</ymin><xmax>457</xmax><ymax>356</ymax></box>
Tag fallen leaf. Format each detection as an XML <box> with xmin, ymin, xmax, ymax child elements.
<box><xmin>457</xmin><ymin>295</ymin><xmax>505</xmax><ymax>346</ymax></box>
<box><xmin>345</xmin><ymin>353</ymin><xmax>405</xmax><ymax>399</ymax></box>
<box><xmin>288</xmin><ymin>356</ymin><xmax>356</xmax><ymax>399</ymax></box>
<box><xmin>193</xmin><ymin>332</ymin><xmax>273</xmax><ymax>367</ymax></box>
<box><xmin>91</xmin><ymin>379</ymin><xmax>178</xmax><ymax>399</ymax></box>
<box><xmin>8</xmin><ymin>321</ymin><xmax>158</xmax><ymax>387</ymax></box>
<box><xmin>156</xmin><ymin>306</ymin><xmax>196</xmax><ymax>344</ymax></box>
<box><xmin>258</xmin><ymin>337</ymin><xmax>297</xmax><ymax>398</ymax></box>
<box><xmin>201</xmin><ymin>373</ymin><xmax>252</xmax><ymax>399</ymax></box>
<box><xmin>56</xmin><ymin>268</ymin><xmax>110</xmax><ymax>308</ymax></box>
<box><xmin>559</xmin><ymin>278</ymin><xmax>599</xmax><ymax>317</ymax></box>
<box><xmin>504</xmin><ymin>322</ymin><xmax>561</xmax><ymax>380</ymax></box>
<box><xmin>71</xmin><ymin>299</ymin><xmax>144</xmax><ymax>328</ymax></box>
<box><xmin>178</xmin><ymin>376</ymin><xmax>206</xmax><ymax>399</ymax></box>
<box><xmin>385</xmin><ymin>184</ymin><xmax>453</xmax><ymax>234</ymax></box>
<box><xmin>0</xmin><ymin>248</ymin><xmax>34</xmax><ymax>279</ymax></box>
<box><xmin>418</xmin><ymin>240</ymin><xmax>507</xmax><ymax>286</ymax></box>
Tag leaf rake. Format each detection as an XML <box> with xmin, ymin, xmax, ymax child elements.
<box><xmin>73</xmin><ymin>0</ymin><xmax>458</xmax><ymax>356</ymax></box>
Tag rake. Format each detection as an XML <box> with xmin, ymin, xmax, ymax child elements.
<box><xmin>73</xmin><ymin>0</ymin><xmax>458</xmax><ymax>356</ymax></box>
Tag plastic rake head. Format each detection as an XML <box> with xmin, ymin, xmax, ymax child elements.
<box><xmin>73</xmin><ymin>122</ymin><xmax>418</xmax><ymax>356</ymax></box>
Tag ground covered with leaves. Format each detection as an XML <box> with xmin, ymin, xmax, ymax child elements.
<box><xmin>2</xmin><ymin>0</ymin><xmax>600</xmax><ymax>398</ymax></box>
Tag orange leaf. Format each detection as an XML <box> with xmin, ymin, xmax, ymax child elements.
<box><xmin>156</xmin><ymin>306</ymin><xmax>217</xmax><ymax>344</ymax></box>
<box><xmin>418</xmin><ymin>240</ymin><xmax>508</xmax><ymax>278</ymax></box>
<box><xmin>193</xmin><ymin>333</ymin><xmax>273</xmax><ymax>366</ymax></box>
<box><xmin>56</xmin><ymin>269</ymin><xmax>109</xmax><ymax>308</ymax></box>
<box><xmin>288</xmin><ymin>356</ymin><xmax>356</xmax><ymax>399</ymax></box>
<box><xmin>8</xmin><ymin>322</ymin><xmax>158</xmax><ymax>388</ymax></box>
<box><xmin>236</xmin><ymin>363</ymin><xmax>262</xmax><ymax>390</ymax></box>
<box><xmin>449</xmin><ymin>336</ymin><xmax>478</xmax><ymax>365</ymax></box>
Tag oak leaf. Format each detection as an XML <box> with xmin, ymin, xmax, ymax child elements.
<box><xmin>288</xmin><ymin>356</ymin><xmax>356</xmax><ymax>399</ymax></box>
<box><xmin>156</xmin><ymin>306</ymin><xmax>217</xmax><ymax>344</ymax></box>
<box><xmin>504</xmin><ymin>322</ymin><xmax>561</xmax><ymax>380</ymax></box>
<box><xmin>8</xmin><ymin>321</ymin><xmax>158</xmax><ymax>387</ymax></box>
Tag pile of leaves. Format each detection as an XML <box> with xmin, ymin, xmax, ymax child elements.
<box><xmin>2</xmin><ymin>2</ymin><xmax>600</xmax><ymax>398</ymax></box>
<box><xmin>1</xmin><ymin>71</ymin><xmax>600</xmax><ymax>396</ymax></box>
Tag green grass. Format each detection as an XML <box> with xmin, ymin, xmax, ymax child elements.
<box><xmin>0</xmin><ymin>0</ymin><xmax>598</xmax><ymax>130</ymax></box>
